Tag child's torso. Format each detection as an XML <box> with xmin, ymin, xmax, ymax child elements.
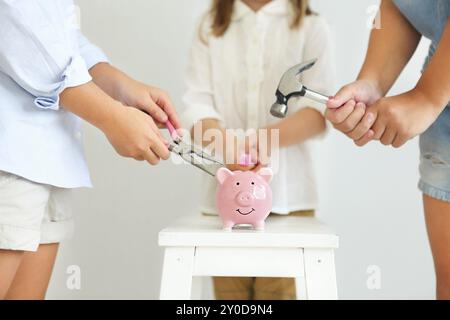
<box><xmin>197</xmin><ymin>1</ymin><xmax>334</xmax><ymax>214</ymax></box>
<box><xmin>206</xmin><ymin>4</ymin><xmax>315</xmax><ymax>130</ymax></box>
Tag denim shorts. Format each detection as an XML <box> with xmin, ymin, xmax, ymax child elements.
<box><xmin>419</xmin><ymin>105</ymin><xmax>450</xmax><ymax>202</ymax></box>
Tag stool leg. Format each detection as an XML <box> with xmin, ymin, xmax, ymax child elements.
<box><xmin>304</xmin><ymin>248</ymin><xmax>338</xmax><ymax>300</ymax></box>
<box><xmin>191</xmin><ymin>277</ymin><xmax>203</xmax><ymax>300</ymax></box>
<box><xmin>160</xmin><ymin>247</ymin><xmax>195</xmax><ymax>300</ymax></box>
<box><xmin>295</xmin><ymin>277</ymin><xmax>307</xmax><ymax>300</ymax></box>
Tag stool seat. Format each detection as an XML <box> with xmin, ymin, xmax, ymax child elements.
<box><xmin>159</xmin><ymin>215</ymin><xmax>339</xmax><ymax>300</ymax></box>
<box><xmin>159</xmin><ymin>215</ymin><xmax>339</xmax><ymax>248</ymax></box>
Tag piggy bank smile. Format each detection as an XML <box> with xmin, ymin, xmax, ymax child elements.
<box><xmin>236</xmin><ymin>208</ymin><xmax>255</xmax><ymax>216</ymax></box>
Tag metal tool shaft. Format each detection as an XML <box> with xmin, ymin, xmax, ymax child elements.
<box><xmin>303</xmin><ymin>87</ymin><xmax>329</xmax><ymax>105</ymax></box>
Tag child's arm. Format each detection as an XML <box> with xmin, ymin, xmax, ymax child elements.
<box><xmin>191</xmin><ymin>118</ymin><xmax>224</xmax><ymax>149</ymax></box>
<box><xmin>356</xmin><ymin>20</ymin><xmax>450</xmax><ymax>147</ymax></box>
<box><xmin>357</xmin><ymin>0</ymin><xmax>422</xmax><ymax>96</ymax></box>
<box><xmin>265</xmin><ymin>108</ymin><xmax>326</xmax><ymax>148</ymax></box>
<box><xmin>88</xmin><ymin>62</ymin><xmax>181</xmax><ymax>129</ymax></box>
<box><xmin>193</xmin><ymin>111</ymin><xmax>325</xmax><ymax>172</ymax></box>
<box><xmin>325</xmin><ymin>0</ymin><xmax>422</xmax><ymax>143</ymax></box>
<box><xmin>192</xmin><ymin>119</ymin><xmax>254</xmax><ymax>172</ymax></box>
<box><xmin>60</xmin><ymin>81</ymin><xmax>169</xmax><ymax>165</ymax></box>
<box><xmin>182</xmin><ymin>20</ymin><xmax>255</xmax><ymax>171</ymax></box>
<box><xmin>76</xmin><ymin>32</ymin><xmax>181</xmax><ymax>129</ymax></box>
<box><xmin>329</xmin><ymin>16</ymin><xmax>450</xmax><ymax>148</ymax></box>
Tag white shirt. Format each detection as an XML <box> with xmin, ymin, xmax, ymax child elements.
<box><xmin>182</xmin><ymin>0</ymin><xmax>334</xmax><ymax>214</ymax></box>
<box><xmin>0</xmin><ymin>0</ymin><xmax>108</xmax><ymax>188</ymax></box>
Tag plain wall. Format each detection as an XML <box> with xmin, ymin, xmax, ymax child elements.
<box><xmin>47</xmin><ymin>0</ymin><xmax>435</xmax><ymax>299</ymax></box>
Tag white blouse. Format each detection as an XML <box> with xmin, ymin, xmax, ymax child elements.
<box><xmin>182</xmin><ymin>0</ymin><xmax>334</xmax><ymax>214</ymax></box>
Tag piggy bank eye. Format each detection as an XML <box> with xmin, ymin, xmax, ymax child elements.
<box><xmin>236</xmin><ymin>182</ymin><xmax>240</xmax><ymax>186</ymax></box>
<box><xmin>251</xmin><ymin>182</ymin><xmax>255</xmax><ymax>185</ymax></box>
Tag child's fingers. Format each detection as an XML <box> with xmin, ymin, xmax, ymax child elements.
<box><xmin>380</xmin><ymin>127</ymin><xmax>397</xmax><ymax>146</ymax></box>
<box><xmin>167</xmin><ymin>112</ymin><xmax>182</xmax><ymax>131</ymax></box>
<box><xmin>150</xmin><ymin>136</ymin><xmax>170</xmax><ymax>160</ymax></box>
<box><xmin>155</xmin><ymin>121</ymin><xmax>166</xmax><ymax>129</ymax></box>
<box><xmin>226</xmin><ymin>164</ymin><xmax>255</xmax><ymax>172</ymax></box>
<box><xmin>146</xmin><ymin>120</ymin><xmax>170</xmax><ymax>160</ymax></box>
<box><xmin>140</xmin><ymin>96</ymin><xmax>169</xmax><ymax>124</ymax></box>
<box><xmin>146</xmin><ymin>116</ymin><xmax>167</xmax><ymax>143</ymax></box>
<box><xmin>354</xmin><ymin>129</ymin><xmax>375</xmax><ymax>147</ymax></box>
<box><xmin>334</xmin><ymin>102</ymin><xmax>366</xmax><ymax>133</ymax></box>
<box><xmin>154</xmin><ymin>92</ymin><xmax>182</xmax><ymax>129</ymax></box>
<box><xmin>325</xmin><ymin>100</ymin><xmax>356</xmax><ymax>124</ymax></box>
<box><xmin>251</xmin><ymin>162</ymin><xmax>264</xmax><ymax>172</ymax></box>
<box><xmin>392</xmin><ymin>134</ymin><xmax>408</xmax><ymax>148</ymax></box>
<box><xmin>143</xmin><ymin>149</ymin><xmax>161</xmax><ymax>166</ymax></box>
<box><xmin>346</xmin><ymin>112</ymin><xmax>376</xmax><ymax>141</ymax></box>
<box><xmin>327</xmin><ymin>85</ymin><xmax>355</xmax><ymax>109</ymax></box>
<box><xmin>371</xmin><ymin>115</ymin><xmax>387</xmax><ymax>141</ymax></box>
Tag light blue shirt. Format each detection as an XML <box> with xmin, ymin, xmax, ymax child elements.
<box><xmin>0</xmin><ymin>0</ymin><xmax>108</xmax><ymax>188</ymax></box>
<box><xmin>394</xmin><ymin>0</ymin><xmax>450</xmax><ymax>73</ymax></box>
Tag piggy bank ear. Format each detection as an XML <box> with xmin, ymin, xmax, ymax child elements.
<box><xmin>216</xmin><ymin>167</ymin><xmax>234</xmax><ymax>185</ymax></box>
<box><xmin>257</xmin><ymin>167</ymin><xmax>273</xmax><ymax>183</ymax></box>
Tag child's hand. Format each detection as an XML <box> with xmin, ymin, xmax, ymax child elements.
<box><xmin>226</xmin><ymin>153</ymin><xmax>261</xmax><ymax>172</ymax></box>
<box><xmin>101</xmin><ymin>106</ymin><xmax>170</xmax><ymax>165</ymax></box>
<box><xmin>89</xmin><ymin>63</ymin><xmax>181</xmax><ymax>129</ymax></box>
<box><xmin>224</xmin><ymin>129</ymin><xmax>271</xmax><ymax>173</ymax></box>
<box><xmin>224</xmin><ymin>147</ymin><xmax>257</xmax><ymax>172</ymax></box>
<box><xmin>223</xmin><ymin>136</ymin><xmax>258</xmax><ymax>172</ymax></box>
<box><xmin>355</xmin><ymin>90</ymin><xmax>442</xmax><ymax>147</ymax></box>
<box><xmin>249</xmin><ymin>130</ymin><xmax>272</xmax><ymax>171</ymax></box>
<box><xmin>325</xmin><ymin>79</ymin><xmax>383</xmax><ymax>142</ymax></box>
<box><xmin>119</xmin><ymin>80</ymin><xmax>181</xmax><ymax>129</ymax></box>
<box><xmin>226</xmin><ymin>163</ymin><xmax>255</xmax><ymax>172</ymax></box>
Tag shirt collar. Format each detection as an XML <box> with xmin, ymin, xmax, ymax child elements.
<box><xmin>232</xmin><ymin>0</ymin><xmax>289</xmax><ymax>21</ymax></box>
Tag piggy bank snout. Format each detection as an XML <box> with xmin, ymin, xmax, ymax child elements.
<box><xmin>236</xmin><ymin>191</ymin><xmax>255</xmax><ymax>207</ymax></box>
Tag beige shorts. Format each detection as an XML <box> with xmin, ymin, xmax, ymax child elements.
<box><xmin>0</xmin><ymin>171</ymin><xmax>74</xmax><ymax>252</ymax></box>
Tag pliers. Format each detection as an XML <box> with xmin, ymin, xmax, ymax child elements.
<box><xmin>166</xmin><ymin>121</ymin><xmax>224</xmax><ymax>177</ymax></box>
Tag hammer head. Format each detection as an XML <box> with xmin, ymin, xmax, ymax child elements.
<box><xmin>270</xmin><ymin>59</ymin><xmax>317</xmax><ymax>118</ymax></box>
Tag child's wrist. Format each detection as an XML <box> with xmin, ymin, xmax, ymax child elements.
<box><xmin>412</xmin><ymin>85</ymin><xmax>448</xmax><ymax>113</ymax></box>
<box><xmin>115</xmin><ymin>76</ymin><xmax>139</xmax><ymax>102</ymax></box>
<box><xmin>96</xmin><ymin>101</ymin><xmax>124</xmax><ymax>133</ymax></box>
<box><xmin>356</xmin><ymin>76</ymin><xmax>384</xmax><ymax>97</ymax></box>
<box><xmin>91</xmin><ymin>63</ymin><xmax>134</xmax><ymax>103</ymax></box>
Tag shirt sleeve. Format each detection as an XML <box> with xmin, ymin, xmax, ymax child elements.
<box><xmin>77</xmin><ymin>31</ymin><xmax>109</xmax><ymax>70</ymax></box>
<box><xmin>181</xmin><ymin>19</ymin><xmax>224</xmax><ymax>130</ymax></box>
<box><xmin>288</xmin><ymin>16</ymin><xmax>335</xmax><ymax>116</ymax></box>
<box><xmin>0</xmin><ymin>2</ymin><xmax>93</xmax><ymax>111</ymax></box>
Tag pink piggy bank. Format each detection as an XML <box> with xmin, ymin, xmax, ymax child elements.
<box><xmin>216</xmin><ymin>167</ymin><xmax>273</xmax><ymax>231</ymax></box>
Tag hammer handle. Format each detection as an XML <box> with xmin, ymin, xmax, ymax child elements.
<box><xmin>303</xmin><ymin>87</ymin><xmax>330</xmax><ymax>105</ymax></box>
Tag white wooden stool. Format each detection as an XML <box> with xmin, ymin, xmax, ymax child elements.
<box><xmin>159</xmin><ymin>215</ymin><xmax>339</xmax><ymax>300</ymax></box>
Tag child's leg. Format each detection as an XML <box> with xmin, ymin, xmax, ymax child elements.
<box><xmin>213</xmin><ymin>277</ymin><xmax>254</xmax><ymax>300</ymax></box>
<box><xmin>424</xmin><ymin>195</ymin><xmax>450</xmax><ymax>300</ymax></box>
<box><xmin>5</xmin><ymin>243</ymin><xmax>59</xmax><ymax>300</ymax></box>
<box><xmin>0</xmin><ymin>172</ymin><xmax>65</xmax><ymax>300</ymax></box>
<box><xmin>0</xmin><ymin>250</ymin><xmax>24</xmax><ymax>299</ymax></box>
<box><xmin>419</xmin><ymin>108</ymin><xmax>450</xmax><ymax>299</ymax></box>
<box><xmin>253</xmin><ymin>277</ymin><xmax>296</xmax><ymax>300</ymax></box>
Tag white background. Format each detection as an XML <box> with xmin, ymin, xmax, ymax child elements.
<box><xmin>47</xmin><ymin>0</ymin><xmax>435</xmax><ymax>299</ymax></box>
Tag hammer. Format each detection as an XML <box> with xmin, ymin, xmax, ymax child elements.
<box><xmin>270</xmin><ymin>59</ymin><xmax>330</xmax><ymax>118</ymax></box>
